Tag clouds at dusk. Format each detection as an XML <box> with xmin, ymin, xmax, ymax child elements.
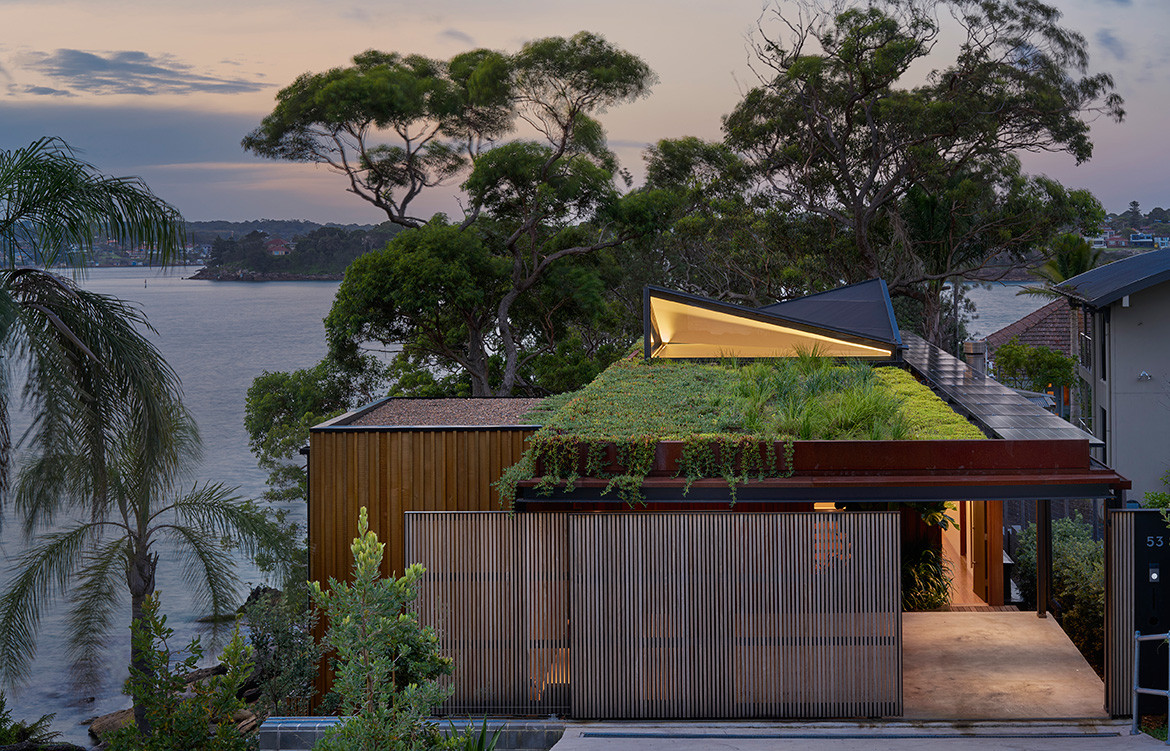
<box><xmin>1095</xmin><ymin>30</ymin><xmax>1128</xmax><ymax>62</ymax></box>
<box><xmin>0</xmin><ymin>0</ymin><xmax>1166</xmax><ymax>222</ymax></box>
<box><xmin>20</xmin><ymin>49</ymin><xmax>270</xmax><ymax>96</ymax></box>
<box><xmin>439</xmin><ymin>28</ymin><xmax>476</xmax><ymax>46</ymax></box>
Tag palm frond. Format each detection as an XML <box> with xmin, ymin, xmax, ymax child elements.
<box><xmin>0</xmin><ymin>137</ymin><xmax>185</xmax><ymax>269</ymax></box>
<box><xmin>8</xmin><ymin>269</ymin><xmax>192</xmax><ymax>520</ymax></box>
<box><xmin>166</xmin><ymin>485</ymin><xmax>297</xmax><ymax>578</ymax></box>
<box><xmin>0</xmin><ymin>523</ymin><xmax>100</xmax><ymax>686</ymax></box>
<box><xmin>66</xmin><ymin>536</ymin><xmax>131</xmax><ymax>688</ymax></box>
<box><xmin>158</xmin><ymin>523</ymin><xmax>241</xmax><ymax>626</ymax></box>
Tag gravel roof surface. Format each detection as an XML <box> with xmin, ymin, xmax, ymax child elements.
<box><xmin>346</xmin><ymin>398</ymin><xmax>545</xmax><ymax>427</ymax></box>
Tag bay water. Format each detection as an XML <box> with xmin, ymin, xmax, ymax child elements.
<box><xmin>0</xmin><ymin>272</ymin><xmax>1047</xmax><ymax>745</ymax></box>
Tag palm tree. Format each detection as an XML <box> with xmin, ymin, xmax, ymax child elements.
<box><xmin>0</xmin><ymin>138</ymin><xmax>288</xmax><ymax>733</ymax></box>
<box><xmin>0</xmin><ymin>136</ymin><xmax>185</xmax><ymax>495</ymax></box>
<box><xmin>1019</xmin><ymin>233</ymin><xmax>1104</xmax><ymax>298</ymax></box>
<box><xmin>0</xmin><ymin>403</ymin><xmax>286</xmax><ymax>732</ymax></box>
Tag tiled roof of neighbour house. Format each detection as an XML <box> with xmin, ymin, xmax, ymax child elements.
<box><xmin>1056</xmin><ymin>247</ymin><xmax>1170</xmax><ymax>307</ymax></box>
<box><xmin>322</xmin><ymin>398</ymin><xmax>545</xmax><ymax>428</ymax></box>
<box><xmin>983</xmin><ymin>298</ymin><xmax>1072</xmax><ymax>357</ymax></box>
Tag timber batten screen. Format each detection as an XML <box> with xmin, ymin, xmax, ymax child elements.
<box><xmin>405</xmin><ymin>510</ymin><xmax>901</xmax><ymax>719</ymax></box>
<box><xmin>407</xmin><ymin>512</ymin><xmax>570</xmax><ymax>716</ymax></box>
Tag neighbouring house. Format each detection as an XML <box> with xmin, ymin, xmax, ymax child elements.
<box><xmin>980</xmin><ymin>298</ymin><xmax>1102</xmax><ymax>541</ymax></box>
<box><xmin>266</xmin><ymin>237</ymin><xmax>293</xmax><ymax>256</ymax></box>
<box><xmin>1130</xmin><ymin>233</ymin><xmax>1154</xmax><ymax>248</ymax></box>
<box><xmin>1056</xmin><ymin>247</ymin><xmax>1170</xmax><ymax>500</ymax></box>
<box><xmin>307</xmin><ymin>280</ymin><xmax>1135</xmax><ymax>720</ymax></box>
<box><xmin>982</xmin><ymin>296</ymin><xmax>1076</xmax><ymax>414</ymax></box>
<box><xmin>984</xmin><ymin>297</ymin><xmax>1074</xmax><ymax>361</ymax></box>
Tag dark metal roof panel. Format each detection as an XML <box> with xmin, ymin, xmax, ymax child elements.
<box><xmin>900</xmin><ymin>333</ymin><xmax>1103</xmax><ymax>447</ymax></box>
<box><xmin>759</xmin><ymin>279</ymin><xmax>902</xmax><ymax>345</ymax></box>
<box><xmin>1056</xmin><ymin>248</ymin><xmax>1170</xmax><ymax>308</ymax></box>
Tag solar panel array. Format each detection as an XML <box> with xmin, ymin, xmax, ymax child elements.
<box><xmin>900</xmin><ymin>333</ymin><xmax>1102</xmax><ymax>446</ymax></box>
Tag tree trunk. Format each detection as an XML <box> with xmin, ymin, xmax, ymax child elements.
<box><xmin>465</xmin><ymin>326</ymin><xmax>492</xmax><ymax>397</ymax></box>
<box><xmin>494</xmin><ymin>287</ymin><xmax>523</xmax><ymax>397</ymax></box>
<box><xmin>128</xmin><ymin>549</ymin><xmax>157</xmax><ymax>736</ymax></box>
<box><xmin>920</xmin><ymin>282</ymin><xmax>945</xmax><ymax>349</ymax></box>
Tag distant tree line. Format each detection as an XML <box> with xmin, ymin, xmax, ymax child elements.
<box><xmin>186</xmin><ymin>219</ymin><xmax>377</xmax><ymax>246</ymax></box>
<box><xmin>205</xmin><ymin>224</ymin><xmax>402</xmax><ymax>275</ymax></box>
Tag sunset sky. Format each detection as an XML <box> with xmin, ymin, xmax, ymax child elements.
<box><xmin>1</xmin><ymin>0</ymin><xmax>1165</xmax><ymax>224</ymax></box>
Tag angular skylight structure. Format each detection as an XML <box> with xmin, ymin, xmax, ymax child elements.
<box><xmin>643</xmin><ymin>281</ymin><xmax>902</xmax><ymax>360</ymax></box>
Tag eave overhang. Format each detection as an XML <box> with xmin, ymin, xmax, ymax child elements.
<box><xmin>516</xmin><ymin>438</ymin><xmax>1129</xmax><ymax>507</ymax></box>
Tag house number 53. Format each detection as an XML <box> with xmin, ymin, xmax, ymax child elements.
<box><xmin>1147</xmin><ymin>536</ymin><xmax>1165</xmax><ymax>547</ymax></box>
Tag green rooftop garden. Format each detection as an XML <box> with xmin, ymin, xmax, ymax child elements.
<box><xmin>522</xmin><ymin>354</ymin><xmax>983</xmax><ymax>441</ymax></box>
<box><xmin>502</xmin><ymin>354</ymin><xmax>984</xmax><ymax>506</ymax></box>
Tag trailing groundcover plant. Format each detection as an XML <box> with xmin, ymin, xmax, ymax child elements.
<box><xmin>498</xmin><ymin>354</ymin><xmax>984</xmax><ymax>507</ymax></box>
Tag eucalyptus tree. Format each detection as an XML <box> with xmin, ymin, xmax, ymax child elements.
<box><xmin>246</xmin><ymin>32</ymin><xmax>672</xmax><ymax>396</ymax></box>
<box><xmin>723</xmin><ymin>0</ymin><xmax>1123</xmax><ymax>344</ymax></box>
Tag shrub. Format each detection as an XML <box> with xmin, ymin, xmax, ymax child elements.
<box><xmin>1012</xmin><ymin>514</ymin><xmax>1104</xmax><ymax>674</ymax></box>
<box><xmin>106</xmin><ymin>594</ymin><xmax>253</xmax><ymax>751</ymax></box>
<box><xmin>991</xmin><ymin>337</ymin><xmax>1076</xmax><ymax>394</ymax></box>
<box><xmin>309</xmin><ymin>507</ymin><xmax>452</xmax><ymax>751</ymax></box>
<box><xmin>0</xmin><ymin>691</ymin><xmax>60</xmax><ymax>745</ymax></box>
<box><xmin>902</xmin><ymin>543</ymin><xmax>953</xmax><ymax>611</ymax></box>
<box><xmin>245</xmin><ymin>583</ymin><xmax>322</xmax><ymax>718</ymax></box>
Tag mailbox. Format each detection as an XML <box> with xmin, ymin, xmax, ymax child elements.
<box><xmin>1134</xmin><ymin>511</ymin><xmax>1170</xmax><ymax>713</ymax></box>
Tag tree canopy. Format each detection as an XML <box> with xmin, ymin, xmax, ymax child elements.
<box><xmin>249</xmin><ymin>32</ymin><xmax>673</xmax><ymax>396</ymax></box>
<box><xmin>722</xmin><ymin>0</ymin><xmax>1122</xmax><ymax>345</ymax></box>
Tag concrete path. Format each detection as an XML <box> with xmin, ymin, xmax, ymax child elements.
<box><xmin>904</xmin><ymin>611</ymin><xmax>1107</xmax><ymax>719</ymax></box>
<box><xmin>550</xmin><ymin>720</ymin><xmax>1165</xmax><ymax>750</ymax></box>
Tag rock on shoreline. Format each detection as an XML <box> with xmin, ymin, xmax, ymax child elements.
<box><xmin>186</xmin><ymin>267</ymin><xmax>342</xmax><ymax>282</ymax></box>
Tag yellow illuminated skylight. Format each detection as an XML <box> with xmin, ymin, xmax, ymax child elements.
<box><xmin>649</xmin><ymin>295</ymin><xmax>892</xmax><ymax>359</ymax></box>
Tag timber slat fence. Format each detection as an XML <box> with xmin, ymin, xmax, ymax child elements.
<box><xmin>406</xmin><ymin>511</ymin><xmax>901</xmax><ymax>719</ymax></box>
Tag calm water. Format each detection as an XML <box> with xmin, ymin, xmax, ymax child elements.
<box><xmin>964</xmin><ymin>281</ymin><xmax>1049</xmax><ymax>340</ymax></box>
<box><xmin>0</xmin><ymin>272</ymin><xmax>1046</xmax><ymax>744</ymax></box>
<box><xmin>0</xmin><ymin>267</ymin><xmax>339</xmax><ymax>744</ymax></box>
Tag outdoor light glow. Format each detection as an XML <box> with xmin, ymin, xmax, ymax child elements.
<box><xmin>649</xmin><ymin>296</ymin><xmax>893</xmax><ymax>359</ymax></box>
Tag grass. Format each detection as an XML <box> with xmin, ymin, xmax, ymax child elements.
<box><xmin>1140</xmin><ymin>714</ymin><xmax>1167</xmax><ymax>742</ymax></box>
<box><xmin>497</xmin><ymin>355</ymin><xmax>986</xmax><ymax>506</ymax></box>
<box><xmin>527</xmin><ymin>355</ymin><xmax>985</xmax><ymax>442</ymax></box>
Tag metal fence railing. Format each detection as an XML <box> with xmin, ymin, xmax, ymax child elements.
<box><xmin>1131</xmin><ymin>630</ymin><xmax>1170</xmax><ymax>744</ymax></box>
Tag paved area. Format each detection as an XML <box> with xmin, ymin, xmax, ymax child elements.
<box><xmin>904</xmin><ymin>611</ymin><xmax>1107</xmax><ymax>719</ymax></box>
<box><xmin>550</xmin><ymin>720</ymin><xmax>1164</xmax><ymax>750</ymax></box>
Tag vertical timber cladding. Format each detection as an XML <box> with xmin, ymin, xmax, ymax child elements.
<box><xmin>1105</xmin><ymin>510</ymin><xmax>1134</xmax><ymax>716</ymax></box>
<box><xmin>406</xmin><ymin>512</ymin><xmax>571</xmax><ymax>716</ymax></box>
<box><xmin>570</xmin><ymin>511</ymin><xmax>902</xmax><ymax>719</ymax></box>
<box><xmin>307</xmin><ymin>427</ymin><xmax>534</xmax><ymax>584</ymax></box>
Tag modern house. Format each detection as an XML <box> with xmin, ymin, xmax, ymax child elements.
<box><xmin>1056</xmin><ymin>247</ymin><xmax>1170</xmax><ymax>500</ymax></box>
<box><xmin>307</xmin><ymin>280</ymin><xmax>1135</xmax><ymax>720</ymax></box>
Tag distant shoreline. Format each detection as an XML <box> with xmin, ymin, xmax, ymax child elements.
<box><xmin>186</xmin><ymin>267</ymin><xmax>343</xmax><ymax>282</ymax></box>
